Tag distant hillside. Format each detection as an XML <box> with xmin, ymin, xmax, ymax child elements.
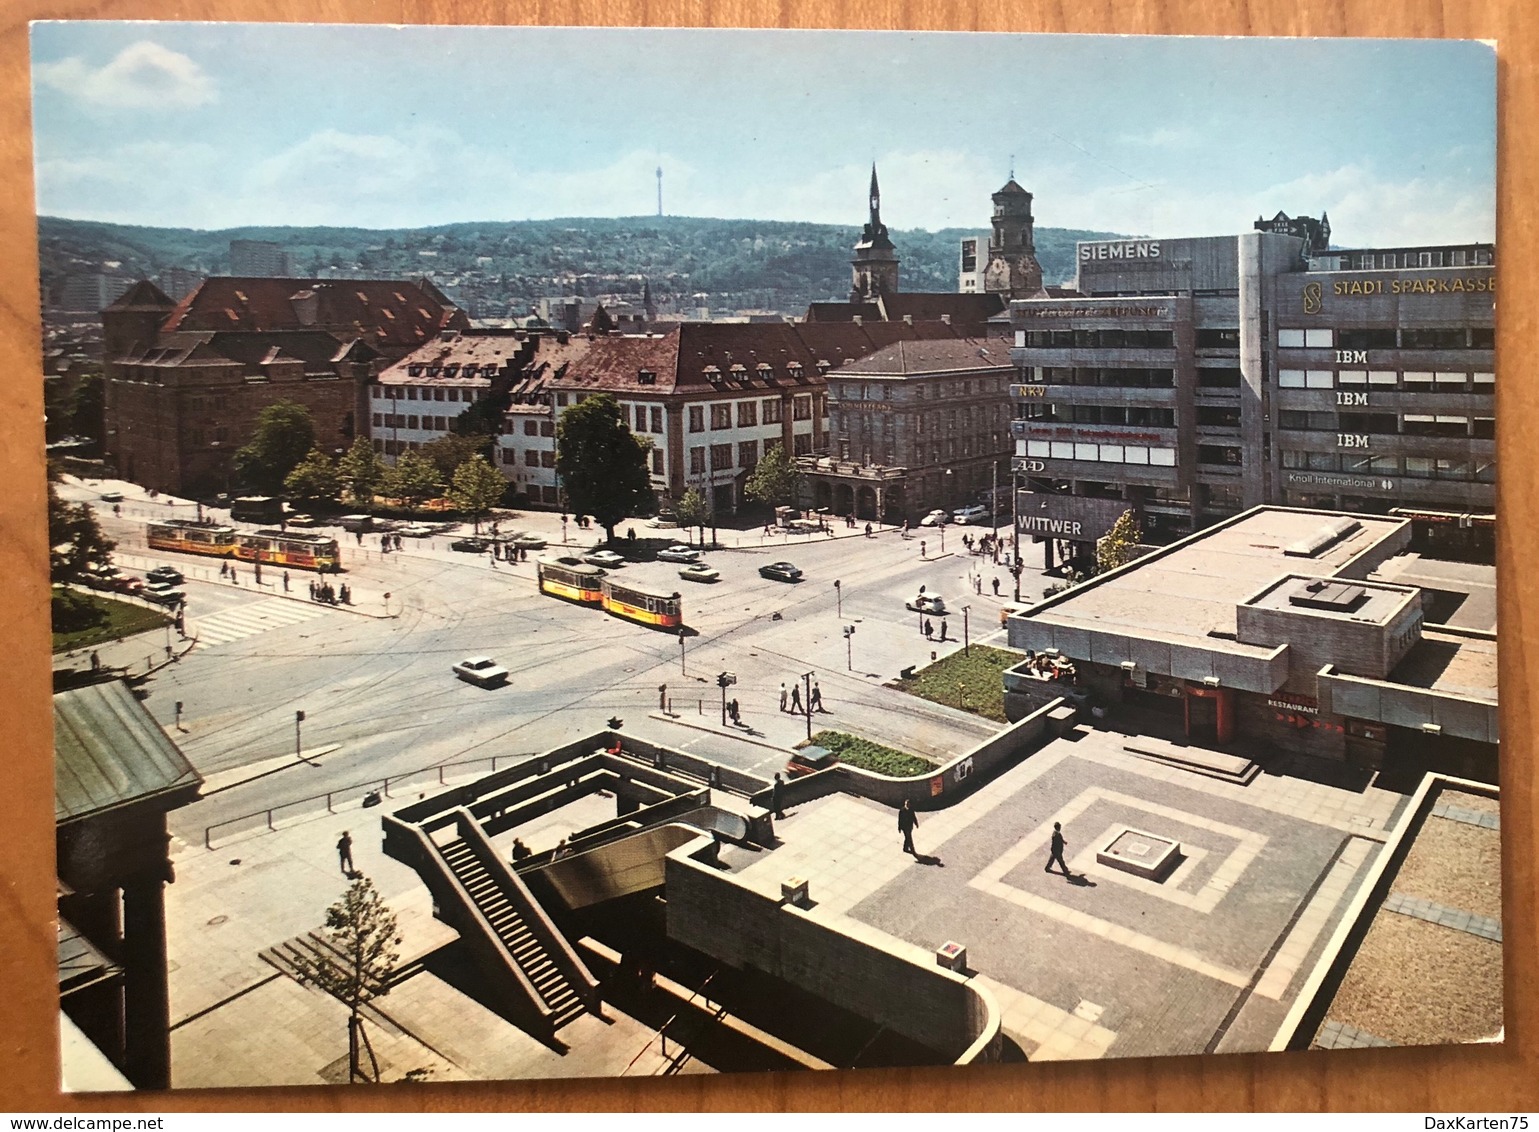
<box><xmin>37</xmin><ymin>214</ymin><xmax>1124</xmax><ymax>320</ymax></box>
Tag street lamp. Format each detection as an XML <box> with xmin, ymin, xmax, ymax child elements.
<box><xmin>834</xmin><ymin>578</ymin><xmax>842</xmax><ymax>618</ymax></box>
<box><xmin>801</xmin><ymin>671</ymin><xmax>814</xmax><ymax>742</ymax></box>
<box><xmin>961</xmin><ymin>605</ymin><xmax>971</xmax><ymax>656</ymax></box>
<box><xmin>295</xmin><ymin>709</ymin><xmax>306</xmax><ymax>762</ymax></box>
<box><xmin>717</xmin><ymin>671</ymin><xmax>737</xmax><ymax>725</ymax></box>
<box><xmin>843</xmin><ymin>624</ymin><xmax>855</xmax><ymax>671</ymax></box>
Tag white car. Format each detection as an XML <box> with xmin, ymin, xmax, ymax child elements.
<box><xmin>583</xmin><ymin>550</ymin><xmax>625</xmax><ymax>568</ymax></box>
<box><xmin>678</xmin><ymin>563</ymin><xmax>720</xmax><ymax>583</ymax></box>
<box><xmin>646</xmin><ymin>514</ymin><xmax>679</xmax><ymax>529</ymax></box>
<box><xmin>905</xmin><ymin>594</ymin><xmax>949</xmax><ymax>616</ymax></box>
<box><xmin>453</xmin><ymin>656</ymin><xmax>509</xmax><ymax>687</ymax></box>
<box><xmin>656</xmin><ymin>545</ymin><xmax>701</xmax><ymax>563</ymax></box>
<box><xmin>512</xmin><ymin>532</ymin><xmax>547</xmax><ymax>550</ymax></box>
<box><xmin>919</xmin><ymin>509</ymin><xmax>952</xmax><ymax>527</ymax></box>
<box><xmin>398</xmin><ymin>523</ymin><xmax>435</xmax><ymax>538</ymax></box>
<box><xmin>142</xmin><ymin>583</ymin><xmax>186</xmax><ymax>607</ymax></box>
<box><xmin>952</xmin><ymin>505</ymin><xmax>991</xmax><ymax>525</ymax></box>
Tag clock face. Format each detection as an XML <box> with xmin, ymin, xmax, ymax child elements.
<box><xmin>870</xmin><ymin>194</ymin><xmax>880</xmax><ymax>211</ymax></box>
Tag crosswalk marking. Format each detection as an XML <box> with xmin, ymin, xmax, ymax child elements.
<box><xmin>190</xmin><ymin>598</ymin><xmax>331</xmax><ymax>647</ymax></box>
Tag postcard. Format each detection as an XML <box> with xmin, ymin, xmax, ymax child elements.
<box><xmin>34</xmin><ymin>24</ymin><xmax>1499</xmax><ymax>1090</ymax></box>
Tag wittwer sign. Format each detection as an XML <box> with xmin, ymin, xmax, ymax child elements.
<box><xmin>1015</xmin><ymin>493</ymin><xmax>1135</xmax><ymax>543</ymax></box>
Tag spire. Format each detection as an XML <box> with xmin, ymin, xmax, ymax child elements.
<box><xmin>869</xmin><ymin>163</ymin><xmax>882</xmax><ymax>227</ymax></box>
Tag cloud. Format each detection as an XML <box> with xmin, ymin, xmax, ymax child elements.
<box><xmin>36</xmin><ymin>40</ymin><xmax>216</xmax><ymax>110</ymax></box>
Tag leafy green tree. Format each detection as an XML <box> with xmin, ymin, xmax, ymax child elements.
<box><xmin>555</xmin><ymin>393</ymin><xmax>653</xmax><ymax>542</ymax></box>
<box><xmin>48</xmin><ymin>467</ymin><xmax>115</xmax><ymax>585</ymax></box>
<box><xmin>674</xmin><ymin>487</ymin><xmax>710</xmax><ymax>545</ymax></box>
<box><xmin>283</xmin><ymin>448</ymin><xmax>342</xmax><ymax>505</ymax></box>
<box><xmin>421</xmin><ymin>432</ymin><xmax>490</xmax><ymax>481</ymax></box>
<box><xmin>68</xmin><ymin>372</ymin><xmax>106</xmax><ymax>443</ymax></box>
<box><xmin>234</xmin><ymin>401</ymin><xmax>315</xmax><ymax>493</ymax></box>
<box><xmin>337</xmin><ymin>437</ymin><xmax>384</xmax><ymax>506</ymax></box>
<box><xmin>1096</xmin><ymin>509</ymin><xmax>1143</xmax><ymax>574</ymax></box>
<box><xmin>447</xmin><ymin>455</ymin><xmax>506</xmax><ymax>530</ymax></box>
<box><xmin>743</xmin><ymin>441</ymin><xmax>803</xmax><ymax>509</ymax></box>
<box><xmin>379</xmin><ymin>450</ymin><xmax>443</xmax><ymax>509</ymax></box>
<box><xmin>294</xmin><ymin>876</ymin><xmax>402</xmax><ymax>1085</ymax></box>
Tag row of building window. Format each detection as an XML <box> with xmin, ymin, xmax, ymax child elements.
<box><xmin>689</xmin><ymin>442</ymin><xmax>761</xmax><ymax>475</ymax></box>
<box><xmin>686</xmin><ymin>397</ymin><xmax>807</xmax><ymax>432</ymax></box>
<box><xmin>1282</xmin><ymin>450</ymin><xmax>1496</xmax><ymax>482</ymax></box>
<box><xmin>835</xmin><ymin>377</ymin><xmax>1010</xmax><ymax>400</ymax></box>
<box><xmin>1016</xmin><ymin>404</ymin><xmax>1176</xmax><ymax>428</ymax></box>
<box><xmin>1279</xmin><ymin>411</ymin><xmax>1494</xmax><ymax>439</ymax></box>
<box><xmin>516</xmin><ymin>419</ymin><xmax>556</xmax><ymax>437</ymax></box>
<box><xmin>1311</xmin><ymin>248</ymin><xmax>1492</xmax><ymax>270</ymax></box>
<box><xmin>375</xmin><ymin>385</ymin><xmax>481</xmax><ymax>402</ymax></box>
<box><xmin>403</xmin><ymin>363</ymin><xmax>496</xmax><ymax>379</ymax></box>
<box><xmin>1019</xmin><ymin>367</ymin><xmax>1177</xmax><ymax>389</ymax></box>
<box><xmin>375</xmin><ymin>413</ymin><xmax>452</xmax><ymax>431</ymax></box>
<box><xmin>1017</xmin><ymin>329</ymin><xmax>1177</xmax><ymax>350</ymax></box>
<box><xmin>1279</xmin><ymin>369</ymin><xmax>1494</xmax><ymax>391</ymax></box>
<box><xmin>1279</xmin><ymin>327</ymin><xmax>1494</xmax><ymax>350</ymax></box>
<box><xmin>1021</xmin><ymin>439</ymin><xmax>1178</xmax><ymax>467</ymax></box>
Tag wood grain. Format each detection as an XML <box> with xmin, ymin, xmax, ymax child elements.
<box><xmin>1</xmin><ymin>0</ymin><xmax>1532</xmax><ymax>1112</ymax></box>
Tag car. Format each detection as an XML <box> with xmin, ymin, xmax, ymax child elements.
<box><xmin>582</xmin><ymin>549</ymin><xmax>625</xmax><ymax>569</ymax></box>
<box><xmin>142</xmin><ymin>583</ymin><xmax>185</xmax><ymax>607</ymax></box>
<box><xmin>786</xmin><ymin>745</ymin><xmax>838</xmax><ymax>779</ymax></box>
<box><xmin>397</xmin><ymin>524</ymin><xmax>435</xmax><ymax>538</ymax></box>
<box><xmin>450</xmin><ymin>537</ymin><xmax>489</xmax><ymax>553</ymax></box>
<box><xmin>759</xmin><ymin>562</ymin><xmax>804</xmax><ymax>583</ymax></box>
<box><xmin>99</xmin><ymin>490</ymin><xmax>124</xmax><ymax>503</ymax></box>
<box><xmin>453</xmin><ymin>656</ymin><xmax>509</xmax><ymax>687</ymax></box>
<box><xmin>919</xmin><ymin>509</ymin><xmax>952</xmax><ymax>527</ymax></box>
<box><xmin>952</xmin><ymin>505</ymin><xmax>991</xmax><ymax>525</ymax></box>
<box><xmin>82</xmin><ymin>565</ymin><xmax>123</xmax><ymax>590</ymax></box>
<box><xmin>512</xmin><ymin>533</ymin><xmax>547</xmax><ymax>550</ymax></box>
<box><xmin>678</xmin><ymin>563</ymin><xmax>720</xmax><ymax>583</ymax></box>
<box><xmin>906</xmin><ymin>594</ymin><xmax>949</xmax><ymax>616</ymax></box>
<box><xmin>656</xmin><ymin>545</ymin><xmax>701</xmax><ymax>563</ymax></box>
<box><xmin>145</xmin><ymin>566</ymin><xmax>184</xmax><ymax>586</ymax></box>
<box><xmin>646</xmin><ymin>514</ymin><xmax>679</xmax><ymax>529</ymax></box>
<box><xmin>339</xmin><ymin>514</ymin><xmax>375</xmax><ymax>533</ymax></box>
<box><xmin>285</xmin><ymin>513</ymin><xmax>322</xmax><ymax>528</ymax></box>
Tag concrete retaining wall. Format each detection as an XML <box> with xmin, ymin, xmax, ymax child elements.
<box><xmin>665</xmin><ymin>838</ymin><xmax>1001</xmax><ymax>1064</ymax></box>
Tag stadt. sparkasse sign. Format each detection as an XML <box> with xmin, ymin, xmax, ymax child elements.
<box><xmin>1015</xmin><ymin>492</ymin><xmax>1134</xmax><ymax>543</ymax></box>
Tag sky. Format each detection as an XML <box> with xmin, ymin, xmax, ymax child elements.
<box><xmin>30</xmin><ymin>24</ymin><xmax>1496</xmax><ymax>246</ymax></box>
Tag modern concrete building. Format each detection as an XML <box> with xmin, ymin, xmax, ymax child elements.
<box><xmin>801</xmin><ymin>338</ymin><xmax>1014</xmax><ymax>522</ymax></box>
<box><xmin>1009</xmin><ymin>232</ymin><xmax>1496</xmax><ymax>567</ymax></box>
<box><xmin>1004</xmin><ymin>507</ymin><xmax>1497</xmax><ymax>781</ymax></box>
<box><xmin>228</xmin><ymin>239</ymin><xmax>298</xmax><ymax>278</ymax></box>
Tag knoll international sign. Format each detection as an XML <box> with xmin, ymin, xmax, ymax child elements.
<box><xmin>1284</xmin><ymin>471</ymin><xmax>1396</xmax><ymax>493</ymax></box>
<box><xmin>1015</xmin><ymin>493</ymin><xmax>1135</xmax><ymax>543</ymax></box>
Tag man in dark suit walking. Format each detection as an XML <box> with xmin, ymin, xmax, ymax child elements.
<box><xmin>1044</xmin><ymin>821</ymin><xmax>1069</xmax><ymax>876</ymax></box>
<box><xmin>898</xmin><ymin>799</ymin><xmax>918</xmax><ymax>855</ymax></box>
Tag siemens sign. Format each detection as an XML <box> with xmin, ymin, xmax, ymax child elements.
<box><xmin>1079</xmin><ymin>241</ymin><xmax>1162</xmax><ymax>262</ymax></box>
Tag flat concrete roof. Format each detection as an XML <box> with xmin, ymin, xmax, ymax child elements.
<box><xmin>1370</xmin><ymin>555</ymin><xmax>1497</xmax><ymax>634</ymax></box>
<box><xmin>1244</xmin><ymin>575</ymin><xmax>1419</xmax><ymax>627</ymax></box>
<box><xmin>1021</xmin><ymin>509</ymin><xmax>1408</xmax><ymax>655</ymax></box>
<box><xmin>1389</xmin><ymin>630</ymin><xmax>1498</xmax><ymax>700</ymax></box>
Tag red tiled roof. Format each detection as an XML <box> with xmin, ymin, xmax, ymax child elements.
<box><xmin>876</xmin><ymin>292</ymin><xmax>1005</xmax><ymax>326</ymax></box>
<box><xmin>162</xmin><ymin>277</ymin><xmax>469</xmax><ymax>356</ymax></box>
<box><xmin>105</xmin><ymin>280</ymin><xmax>176</xmax><ymax>313</ymax></box>
<box><xmin>833</xmin><ymin>337</ymin><xmax>1012</xmax><ymax>376</ymax></box>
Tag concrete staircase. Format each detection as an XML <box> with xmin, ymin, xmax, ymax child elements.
<box><xmin>1123</xmin><ymin>736</ymin><xmax>1261</xmax><ymax>785</ymax></box>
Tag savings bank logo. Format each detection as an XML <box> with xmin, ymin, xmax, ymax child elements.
<box><xmin>1302</xmin><ymin>281</ymin><xmax>1323</xmax><ymax>315</ymax></box>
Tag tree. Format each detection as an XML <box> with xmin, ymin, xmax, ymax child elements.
<box><xmin>555</xmin><ymin>393</ymin><xmax>653</xmax><ymax>542</ymax></box>
<box><xmin>743</xmin><ymin>442</ymin><xmax>803</xmax><ymax>509</ymax></box>
<box><xmin>68</xmin><ymin>372</ymin><xmax>106</xmax><ymax>443</ymax></box>
<box><xmin>294</xmin><ymin>876</ymin><xmax>401</xmax><ymax>1084</ymax></box>
<box><xmin>337</xmin><ymin>437</ymin><xmax>384</xmax><ymax>506</ymax></box>
<box><xmin>48</xmin><ymin>464</ymin><xmax>115</xmax><ymax>586</ymax></box>
<box><xmin>284</xmin><ymin>448</ymin><xmax>342</xmax><ymax>505</ymax></box>
<box><xmin>447</xmin><ymin>455</ymin><xmax>506</xmax><ymax>531</ymax></box>
<box><xmin>235</xmin><ymin>401</ymin><xmax>315</xmax><ymax>493</ymax></box>
<box><xmin>673</xmin><ymin>487</ymin><xmax>710</xmax><ymax>546</ymax></box>
<box><xmin>421</xmin><ymin>432</ymin><xmax>490</xmax><ymax>481</ymax></box>
<box><xmin>379</xmin><ymin>450</ymin><xmax>443</xmax><ymax>510</ymax></box>
<box><xmin>1096</xmin><ymin>509</ymin><xmax>1143</xmax><ymax>574</ymax></box>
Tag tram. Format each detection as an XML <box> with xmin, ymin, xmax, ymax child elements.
<box><xmin>145</xmin><ymin>519</ymin><xmax>239</xmax><ymax>558</ymax></box>
<box><xmin>601</xmin><ymin>577</ymin><xmax>683</xmax><ymax>630</ymax></box>
<box><xmin>235</xmin><ymin>529</ymin><xmax>341</xmax><ymax>571</ymax></box>
<box><xmin>535</xmin><ymin>558</ymin><xmax>605</xmax><ymax>605</ymax></box>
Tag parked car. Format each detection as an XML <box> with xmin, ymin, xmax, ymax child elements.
<box><xmin>678</xmin><ymin>563</ymin><xmax>721</xmax><ymax>583</ymax></box>
<box><xmin>453</xmin><ymin>656</ymin><xmax>509</xmax><ymax>687</ymax></box>
<box><xmin>82</xmin><ymin>565</ymin><xmax>123</xmax><ymax>591</ymax></box>
<box><xmin>397</xmin><ymin>524</ymin><xmax>435</xmax><ymax>538</ymax></box>
<box><xmin>339</xmin><ymin>514</ymin><xmax>375</xmax><ymax>533</ymax></box>
<box><xmin>142</xmin><ymin>583</ymin><xmax>185</xmax><ymax>607</ymax></box>
<box><xmin>450</xmin><ymin>537</ymin><xmax>489</xmax><ymax>553</ymax></box>
<box><xmin>952</xmin><ymin>505</ymin><xmax>991</xmax><ymax>525</ymax></box>
<box><xmin>786</xmin><ymin>745</ymin><xmax>838</xmax><ymax>779</ymax></box>
<box><xmin>582</xmin><ymin>549</ymin><xmax>625</xmax><ymax>569</ymax></box>
<box><xmin>99</xmin><ymin>490</ymin><xmax>124</xmax><ymax>503</ymax></box>
<box><xmin>646</xmin><ymin>512</ymin><xmax>679</xmax><ymax>529</ymax></box>
<box><xmin>759</xmin><ymin>561</ymin><xmax>804</xmax><ymax>583</ymax></box>
<box><xmin>919</xmin><ymin>509</ymin><xmax>952</xmax><ymax>527</ymax></box>
<box><xmin>906</xmin><ymin>594</ymin><xmax>949</xmax><ymax>616</ymax></box>
<box><xmin>657</xmin><ymin>545</ymin><xmax>701</xmax><ymax>563</ymax></box>
<box><xmin>145</xmin><ymin>566</ymin><xmax>184</xmax><ymax>586</ymax></box>
<box><xmin>512</xmin><ymin>533</ymin><xmax>547</xmax><ymax>550</ymax></box>
<box><xmin>285</xmin><ymin>513</ymin><xmax>322</xmax><ymax>528</ymax></box>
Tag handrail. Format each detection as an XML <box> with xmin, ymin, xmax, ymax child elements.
<box><xmin>622</xmin><ymin>971</ymin><xmax>718</xmax><ymax>1075</ymax></box>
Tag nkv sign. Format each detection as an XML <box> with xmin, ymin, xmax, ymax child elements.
<box><xmin>1016</xmin><ymin>493</ymin><xmax>1134</xmax><ymax>543</ymax></box>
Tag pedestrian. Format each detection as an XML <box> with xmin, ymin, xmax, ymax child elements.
<box><xmin>219</xmin><ymin>560</ymin><xmax>228</xmax><ymax>578</ymax></box>
<box><xmin>490</xmin><ymin>551</ymin><xmax>498</xmax><ymax>569</ymax></box>
<box><xmin>810</xmin><ymin>681</ymin><xmax>826</xmax><ymax>713</ymax></box>
<box><xmin>112</xmin><ymin>503</ymin><xmax>121</xmax><ymax>516</ymax></box>
<box><xmin>924</xmin><ymin>618</ymin><xmax>934</xmax><ymax>640</ymax></box>
<box><xmin>90</xmin><ymin>650</ymin><xmax>101</xmax><ymax>672</ymax></box>
<box><xmin>337</xmin><ymin>830</ymin><xmax>354</xmax><ymax>876</ymax></box>
<box><xmin>309</xmin><ymin>579</ymin><xmax>317</xmax><ymax>600</ymax></box>
<box><xmin>779</xmin><ymin>682</ymin><xmax>788</xmax><ymax>712</ymax></box>
<box><xmin>975</xmin><ymin>575</ymin><xmax>983</xmax><ymax>595</ymax></box>
<box><xmin>728</xmin><ymin>697</ymin><xmax>741</xmax><ymax>725</ymax></box>
<box><xmin>1045</xmin><ymin>822</ymin><xmax>1070</xmax><ymax>875</ymax></box>
<box><xmin>628</xmin><ymin>527</ymin><xmax>637</xmax><ymax>542</ymax></box>
<box><xmin>864</xmin><ymin>522</ymin><xmax>873</xmax><ymax>538</ymax></box>
<box><xmin>283</xmin><ymin>571</ymin><xmax>290</xmax><ymax>592</ymax></box>
<box><xmin>992</xmin><ymin>576</ymin><xmax>1001</xmax><ymax>596</ymax></box>
<box><xmin>789</xmin><ymin>682</ymin><xmax>803</xmax><ymax>714</ymax></box>
<box><xmin>898</xmin><ymin>799</ymin><xmax>918</xmax><ymax>855</ymax></box>
<box><xmin>340</xmin><ymin>583</ymin><xmax>350</xmax><ymax>604</ymax></box>
<box><xmin>769</xmin><ymin>772</ymin><xmax>786</xmax><ymax>820</ymax></box>
<box><xmin>938</xmin><ymin>619</ymin><xmax>948</xmax><ymax>642</ymax></box>
<box><xmin>901</xmin><ymin>519</ymin><xmax>910</xmax><ymax>539</ymax></box>
<box><xmin>511</xmin><ymin>838</ymin><xmax>531</xmax><ymax>863</ymax></box>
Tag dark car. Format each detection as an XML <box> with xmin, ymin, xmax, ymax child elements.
<box><xmin>759</xmin><ymin>562</ymin><xmax>804</xmax><ymax>583</ymax></box>
<box><xmin>450</xmin><ymin>537</ymin><xmax>490</xmax><ymax>553</ymax></box>
<box><xmin>146</xmin><ymin>566</ymin><xmax>184</xmax><ymax>586</ymax></box>
<box><xmin>786</xmin><ymin>745</ymin><xmax>838</xmax><ymax>779</ymax></box>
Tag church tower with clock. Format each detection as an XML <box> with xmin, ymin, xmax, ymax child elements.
<box><xmin>850</xmin><ymin>164</ymin><xmax>900</xmax><ymax>303</ymax></box>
